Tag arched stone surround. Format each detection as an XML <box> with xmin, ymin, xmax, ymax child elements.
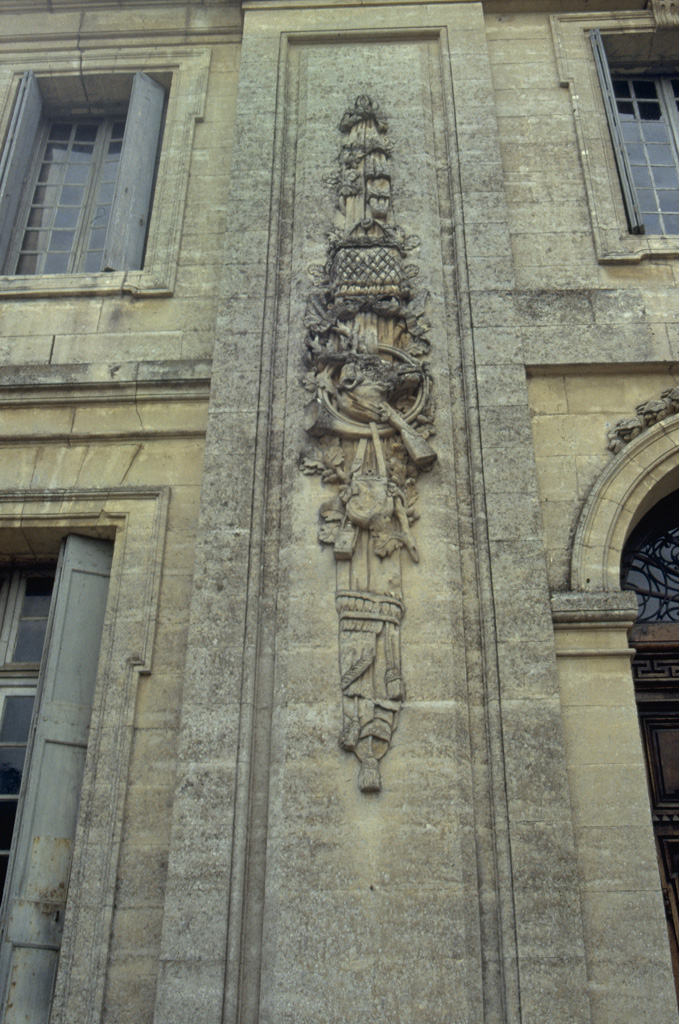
<box><xmin>572</xmin><ymin>416</ymin><xmax>679</xmax><ymax>593</ymax></box>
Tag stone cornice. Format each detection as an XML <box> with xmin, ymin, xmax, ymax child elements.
<box><xmin>0</xmin><ymin>360</ymin><xmax>211</xmax><ymax>395</ymax></box>
<box><xmin>551</xmin><ymin>590</ymin><xmax>639</xmax><ymax>626</ymax></box>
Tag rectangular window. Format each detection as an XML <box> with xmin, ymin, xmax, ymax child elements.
<box><xmin>0</xmin><ymin>571</ymin><xmax>54</xmax><ymax>903</ymax></box>
<box><xmin>612</xmin><ymin>76</ymin><xmax>679</xmax><ymax>235</ymax></box>
<box><xmin>0</xmin><ymin>538</ymin><xmax>112</xmax><ymax>1024</ymax></box>
<box><xmin>15</xmin><ymin>119</ymin><xmax>126</xmax><ymax>275</ymax></box>
<box><xmin>0</xmin><ymin>693</ymin><xmax>35</xmax><ymax>899</ymax></box>
<box><xmin>591</xmin><ymin>28</ymin><xmax>679</xmax><ymax>237</ymax></box>
<box><xmin>0</xmin><ymin>71</ymin><xmax>165</xmax><ymax>275</ymax></box>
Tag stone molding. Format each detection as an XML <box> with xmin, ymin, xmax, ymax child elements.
<box><xmin>0</xmin><ymin>0</ymin><xmax>236</xmax><ymax>14</ymax></box>
<box><xmin>551</xmin><ymin>591</ymin><xmax>638</xmax><ymax>657</ymax></box>
<box><xmin>0</xmin><ymin>487</ymin><xmax>168</xmax><ymax>1024</ymax></box>
<box><xmin>571</xmin><ymin>416</ymin><xmax>679</xmax><ymax>592</ymax></box>
<box><xmin>0</xmin><ymin>362</ymin><xmax>211</xmax><ymax>391</ymax></box>
<box><xmin>0</xmin><ymin>376</ymin><xmax>210</xmax><ymax>444</ymax></box>
<box><xmin>551</xmin><ymin>589</ymin><xmax>639</xmax><ymax>625</ymax></box>
<box><xmin>648</xmin><ymin>0</ymin><xmax>679</xmax><ymax>30</ymax></box>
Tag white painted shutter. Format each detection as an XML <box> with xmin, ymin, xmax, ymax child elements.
<box><xmin>590</xmin><ymin>28</ymin><xmax>645</xmax><ymax>235</ymax></box>
<box><xmin>102</xmin><ymin>71</ymin><xmax>165</xmax><ymax>271</ymax></box>
<box><xmin>0</xmin><ymin>536</ymin><xmax>113</xmax><ymax>1024</ymax></box>
<box><xmin>0</xmin><ymin>72</ymin><xmax>42</xmax><ymax>273</ymax></box>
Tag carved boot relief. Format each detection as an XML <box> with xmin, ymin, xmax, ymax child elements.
<box><xmin>300</xmin><ymin>96</ymin><xmax>436</xmax><ymax>793</ymax></box>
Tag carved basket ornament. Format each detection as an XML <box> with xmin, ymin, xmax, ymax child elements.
<box><xmin>330</xmin><ymin>242</ymin><xmax>408</xmax><ymax>299</ymax></box>
<box><xmin>299</xmin><ymin>95</ymin><xmax>436</xmax><ymax>793</ymax></box>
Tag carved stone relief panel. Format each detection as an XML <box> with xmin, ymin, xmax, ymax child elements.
<box><xmin>299</xmin><ymin>96</ymin><xmax>436</xmax><ymax>793</ymax></box>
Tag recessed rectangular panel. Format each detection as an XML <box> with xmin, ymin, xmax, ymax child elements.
<box><xmin>3</xmin><ymin>947</ymin><xmax>58</xmax><ymax>1024</ymax></box>
<box><xmin>656</xmin><ymin>726</ymin><xmax>679</xmax><ymax>799</ymax></box>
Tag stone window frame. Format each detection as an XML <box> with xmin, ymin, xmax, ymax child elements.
<box><xmin>0</xmin><ymin>537</ymin><xmax>112</xmax><ymax>1024</ymax></box>
<box><xmin>0</xmin><ymin>487</ymin><xmax>168</xmax><ymax>1024</ymax></box>
<box><xmin>0</xmin><ymin>46</ymin><xmax>209</xmax><ymax>299</ymax></box>
<box><xmin>552</xmin><ymin>10</ymin><xmax>679</xmax><ymax>263</ymax></box>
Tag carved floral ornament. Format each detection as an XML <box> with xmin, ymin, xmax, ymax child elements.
<box><xmin>607</xmin><ymin>385</ymin><xmax>679</xmax><ymax>453</ymax></box>
<box><xmin>299</xmin><ymin>96</ymin><xmax>436</xmax><ymax>793</ymax></box>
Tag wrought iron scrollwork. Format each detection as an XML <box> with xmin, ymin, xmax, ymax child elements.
<box><xmin>621</xmin><ymin>491</ymin><xmax>679</xmax><ymax>621</ymax></box>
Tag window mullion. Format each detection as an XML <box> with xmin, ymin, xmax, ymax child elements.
<box><xmin>5</xmin><ymin>577</ymin><xmax>28</xmax><ymax>667</ymax></box>
<box><xmin>0</xmin><ymin>577</ymin><xmax>23</xmax><ymax>668</ymax></box>
<box><xmin>0</xmin><ymin>580</ymin><xmax>11</xmax><ymax>668</ymax></box>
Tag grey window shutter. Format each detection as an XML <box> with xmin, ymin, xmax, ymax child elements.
<box><xmin>590</xmin><ymin>28</ymin><xmax>645</xmax><ymax>235</ymax></box>
<box><xmin>0</xmin><ymin>535</ymin><xmax>113</xmax><ymax>1024</ymax></box>
<box><xmin>102</xmin><ymin>71</ymin><xmax>165</xmax><ymax>271</ymax></box>
<box><xmin>0</xmin><ymin>71</ymin><xmax>42</xmax><ymax>273</ymax></box>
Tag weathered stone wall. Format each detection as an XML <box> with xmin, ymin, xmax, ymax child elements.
<box><xmin>2</xmin><ymin>1</ymin><xmax>679</xmax><ymax>1022</ymax></box>
<box><xmin>0</xmin><ymin>3</ymin><xmax>239</xmax><ymax>1021</ymax></box>
<box><xmin>489</xmin><ymin>7</ymin><xmax>679</xmax><ymax>1020</ymax></box>
<box><xmin>156</xmin><ymin>2</ymin><xmax>678</xmax><ymax>1023</ymax></box>
<box><xmin>0</xmin><ymin>389</ymin><xmax>209</xmax><ymax>1024</ymax></box>
<box><xmin>0</xmin><ymin>3</ymin><xmax>240</xmax><ymax>363</ymax></box>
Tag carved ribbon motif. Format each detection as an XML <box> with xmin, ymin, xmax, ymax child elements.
<box><xmin>300</xmin><ymin>96</ymin><xmax>436</xmax><ymax>792</ymax></box>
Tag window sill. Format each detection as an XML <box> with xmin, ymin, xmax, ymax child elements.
<box><xmin>597</xmin><ymin>234</ymin><xmax>679</xmax><ymax>264</ymax></box>
<box><xmin>0</xmin><ymin>270</ymin><xmax>172</xmax><ymax>299</ymax></box>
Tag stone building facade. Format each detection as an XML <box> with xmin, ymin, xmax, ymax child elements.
<box><xmin>0</xmin><ymin>0</ymin><xmax>678</xmax><ymax>1022</ymax></box>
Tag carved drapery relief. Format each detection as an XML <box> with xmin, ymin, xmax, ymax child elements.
<box><xmin>300</xmin><ymin>96</ymin><xmax>436</xmax><ymax>793</ymax></box>
<box><xmin>607</xmin><ymin>385</ymin><xmax>679</xmax><ymax>453</ymax></box>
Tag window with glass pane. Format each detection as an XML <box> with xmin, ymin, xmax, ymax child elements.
<box><xmin>621</xmin><ymin>490</ymin><xmax>679</xmax><ymax>620</ymax></box>
<box><xmin>12</xmin><ymin>577</ymin><xmax>54</xmax><ymax>664</ymax></box>
<box><xmin>0</xmin><ymin>71</ymin><xmax>165</xmax><ymax>277</ymax></box>
<box><xmin>612</xmin><ymin>77</ymin><xmax>679</xmax><ymax>235</ymax></box>
<box><xmin>0</xmin><ymin>694</ymin><xmax>34</xmax><ymax>899</ymax></box>
<box><xmin>14</xmin><ymin>118</ymin><xmax>125</xmax><ymax>275</ymax></box>
<box><xmin>0</xmin><ymin>570</ymin><xmax>54</xmax><ymax>904</ymax></box>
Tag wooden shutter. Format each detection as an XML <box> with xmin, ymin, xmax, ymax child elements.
<box><xmin>590</xmin><ymin>28</ymin><xmax>645</xmax><ymax>235</ymax></box>
<box><xmin>0</xmin><ymin>536</ymin><xmax>113</xmax><ymax>1024</ymax></box>
<box><xmin>0</xmin><ymin>72</ymin><xmax>42</xmax><ymax>273</ymax></box>
<box><xmin>102</xmin><ymin>71</ymin><xmax>165</xmax><ymax>272</ymax></box>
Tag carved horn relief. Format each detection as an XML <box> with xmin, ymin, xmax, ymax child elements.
<box><xmin>299</xmin><ymin>96</ymin><xmax>437</xmax><ymax>793</ymax></box>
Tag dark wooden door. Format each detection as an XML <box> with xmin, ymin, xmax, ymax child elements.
<box><xmin>631</xmin><ymin>621</ymin><xmax>679</xmax><ymax>1001</ymax></box>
